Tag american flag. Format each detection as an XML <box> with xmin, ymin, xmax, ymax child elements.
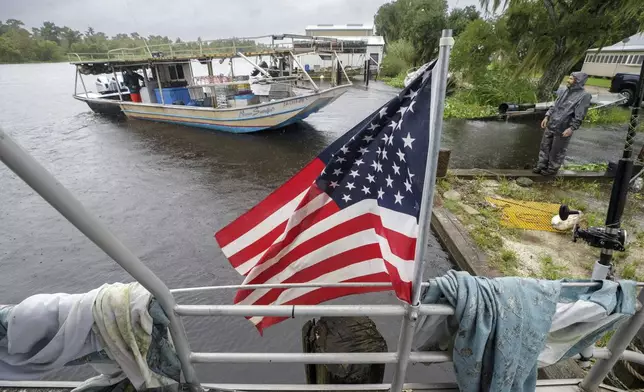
<box><xmin>215</xmin><ymin>62</ymin><xmax>435</xmax><ymax>333</ymax></box>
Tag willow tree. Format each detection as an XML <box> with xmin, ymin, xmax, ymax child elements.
<box><xmin>482</xmin><ymin>0</ymin><xmax>643</xmax><ymax>99</ymax></box>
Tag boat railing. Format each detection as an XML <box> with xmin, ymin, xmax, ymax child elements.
<box><xmin>2</xmin><ymin>122</ymin><xmax>644</xmax><ymax>392</ymax></box>
<box><xmin>67</xmin><ymin>35</ymin><xmax>316</xmax><ymax>64</ymax></box>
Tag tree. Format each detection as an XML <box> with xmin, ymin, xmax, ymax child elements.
<box><xmin>450</xmin><ymin>19</ymin><xmax>502</xmax><ymax>80</ymax></box>
<box><xmin>85</xmin><ymin>27</ymin><xmax>95</xmax><ymax>37</ymax></box>
<box><xmin>375</xmin><ymin>2</ymin><xmax>403</xmax><ymax>43</ymax></box>
<box><xmin>404</xmin><ymin>0</ymin><xmax>448</xmax><ymax>63</ymax></box>
<box><xmin>60</xmin><ymin>27</ymin><xmax>82</xmax><ymax>50</ymax></box>
<box><xmin>482</xmin><ymin>0</ymin><xmax>643</xmax><ymax>99</ymax></box>
<box><xmin>40</xmin><ymin>21</ymin><xmax>61</xmax><ymax>44</ymax></box>
<box><xmin>447</xmin><ymin>6</ymin><xmax>481</xmax><ymax>37</ymax></box>
<box><xmin>375</xmin><ymin>0</ymin><xmax>449</xmax><ymax>63</ymax></box>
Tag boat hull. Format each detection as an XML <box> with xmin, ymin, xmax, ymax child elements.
<box><xmin>73</xmin><ymin>94</ymin><xmax>126</xmax><ymax>116</ymax></box>
<box><xmin>118</xmin><ymin>86</ymin><xmax>349</xmax><ymax>133</ymax></box>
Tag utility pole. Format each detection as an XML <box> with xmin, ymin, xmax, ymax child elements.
<box><xmin>593</xmin><ymin>57</ymin><xmax>644</xmax><ymax>279</ymax></box>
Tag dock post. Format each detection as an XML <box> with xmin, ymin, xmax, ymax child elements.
<box><xmin>365</xmin><ymin>60</ymin><xmax>370</xmax><ymax>88</ymax></box>
<box><xmin>437</xmin><ymin>148</ymin><xmax>451</xmax><ymax>178</ymax></box>
<box><xmin>389</xmin><ymin>29</ymin><xmax>454</xmax><ymax>392</ymax></box>
<box><xmin>336</xmin><ymin>59</ymin><xmax>342</xmax><ymax>86</ymax></box>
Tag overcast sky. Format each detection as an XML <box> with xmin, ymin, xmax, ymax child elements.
<box><xmin>2</xmin><ymin>0</ymin><xmax>481</xmax><ymax>41</ymax></box>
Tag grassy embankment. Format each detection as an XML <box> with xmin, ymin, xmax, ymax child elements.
<box><xmin>436</xmin><ymin>174</ymin><xmax>644</xmax><ymax>281</ymax></box>
<box><xmin>383</xmin><ymin>72</ymin><xmax>637</xmax><ymax>127</ymax></box>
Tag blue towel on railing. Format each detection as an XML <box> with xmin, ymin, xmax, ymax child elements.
<box><xmin>414</xmin><ymin>271</ymin><xmax>638</xmax><ymax>392</ymax></box>
<box><xmin>415</xmin><ymin>271</ymin><xmax>561</xmax><ymax>392</ymax></box>
<box><xmin>540</xmin><ymin>278</ymin><xmax>637</xmax><ymax>365</ymax></box>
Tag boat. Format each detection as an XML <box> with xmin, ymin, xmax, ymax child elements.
<box><xmin>68</xmin><ymin>34</ymin><xmax>353</xmax><ymax>133</ymax></box>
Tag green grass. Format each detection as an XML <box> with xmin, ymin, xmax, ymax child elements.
<box><xmin>561</xmin><ymin>76</ymin><xmax>611</xmax><ymax>89</ymax></box>
<box><xmin>539</xmin><ymin>255</ymin><xmax>569</xmax><ymax>280</ymax></box>
<box><xmin>562</xmin><ymin>163</ymin><xmax>608</xmax><ymax>172</ymax></box>
<box><xmin>491</xmin><ymin>248</ymin><xmax>520</xmax><ymax>275</ymax></box>
<box><xmin>584</xmin><ymin>212</ymin><xmax>605</xmax><ymax>228</ymax></box>
<box><xmin>443</xmin><ymin>95</ymin><xmax>497</xmax><ymax>119</ymax></box>
<box><xmin>596</xmin><ymin>331</ymin><xmax>615</xmax><ymax>348</ymax></box>
<box><xmin>586</xmin><ymin>77</ymin><xmax>612</xmax><ymax>89</ymax></box>
<box><xmin>381</xmin><ymin>72</ymin><xmax>406</xmax><ymax>89</ymax></box>
<box><xmin>620</xmin><ymin>261</ymin><xmax>637</xmax><ymax>280</ymax></box>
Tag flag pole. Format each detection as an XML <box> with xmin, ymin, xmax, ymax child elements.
<box><xmin>390</xmin><ymin>29</ymin><xmax>454</xmax><ymax>392</ymax></box>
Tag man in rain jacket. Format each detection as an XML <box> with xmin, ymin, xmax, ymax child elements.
<box><xmin>533</xmin><ymin>72</ymin><xmax>592</xmax><ymax>175</ymax></box>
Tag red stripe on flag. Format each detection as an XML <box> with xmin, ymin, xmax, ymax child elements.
<box><xmin>254</xmin><ymin>273</ymin><xmax>393</xmax><ymax>334</ymax></box>
<box><xmin>243</xmin><ymin>213</ymin><xmax>416</xmax><ymax>287</ymax></box>
<box><xmin>234</xmin><ymin>244</ymin><xmax>382</xmax><ymax>305</ymax></box>
<box><xmin>251</xmin><ymin>200</ymin><xmax>340</xmax><ymax>270</ymax></box>
<box><xmin>227</xmin><ymin>221</ymin><xmax>287</xmax><ymax>268</ymax></box>
<box><xmin>228</xmin><ymin>187</ymin><xmax>330</xmax><ymax>269</ymax></box>
<box><xmin>215</xmin><ymin>158</ymin><xmax>326</xmax><ymax>248</ymax></box>
<box><xmin>383</xmin><ymin>259</ymin><xmax>412</xmax><ymax>302</ymax></box>
<box><xmin>376</xmin><ymin>226</ymin><xmax>416</xmax><ymax>261</ymax></box>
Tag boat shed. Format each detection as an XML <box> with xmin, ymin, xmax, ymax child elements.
<box><xmin>298</xmin><ymin>24</ymin><xmax>384</xmax><ymax>71</ymax></box>
<box><xmin>581</xmin><ymin>32</ymin><xmax>644</xmax><ymax>78</ymax></box>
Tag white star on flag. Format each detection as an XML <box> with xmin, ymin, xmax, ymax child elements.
<box><xmin>368</xmin><ymin>123</ymin><xmax>379</xmax><ymax>131</ymax></box>
<box><xmin>340</xmin><ymin>145</ymin><xmax>349</xmax><ymax>154</ymax></box>
<box><xmin>359</xmin><ymin>147</ymin><xmax>369</xmax><ymax>154</ymax></box>
<box><xmin>404</xmin><ymin>89</ymin><xmax>418</xmax><ymax>100</ymax></box>
<box><xmin>336</xmin><ymin>156</ymin><xmax>346</xmax><ymax>163</ymax></box>
<box><xmin>361</xmin><ymin>186</ymin><xmax>371</xmax><ymax>195</ymax></box>
<box><xmin>363</xmin><ymin>135</ymin><xmax>374</xmax><ymax>143</ymax></box>
<box><xmin>349</xmin><ymin>169</ymin><xmax>360</xmax><ymax>178</ymax></box>
<box><xmin>330</xmin><ymin>181</ymin><xmax>339</xmax><ymax>188</ymax></box>
<box><xmin>355</xmin><ymin>158</ymin><xmax>364</xmax><ymax>166</ymax></box>
<box><xmin>392</xmin><ymin>162</ymin><xmax>401</xmax><ymax>175</ymax></box>
<box><xmin>404</xmin><ymin>179</ymin><xmax>413</xmax><ymax>193</ymax></box>
<box><xmin>377</xmin><ymin>187</ymin><xmax>384</xmax><ymax>199</ymax></box>
<box><xmin>366</xmin><ymin>173</ymin><xmax>375</xmax><ymax>183</ymax></box>
<box><xmin>379</xmin><ymin>106</ymin><xmax>388</xmax><ymax>118</ymax></box>
<box><xmin>385</xmin><ymin>175</ymin><xmax>394</xmax><ymax>188</ymax></box>
<box><xmin>394</xmin><ymin>191</ymin><xmax>404</xmax><ymax>205</ymax></box>
<box><xmin>345</xmin><ymin>182</ymin><xmax>355</xmax><ymax>190</ymax></box>
<box><xmin>402</xmin><ymin>133</ymin><xmax>415</xmax><ymax>149</ymax></box>
<box><xmin>396</xmin><ymin>149</ymin><xmax>406</xmax><ymax>162</ymax></box>
<box><xmin>342</xmin><ymin>194</ymin><xmax>351</xmax><ymax>203</ymax></box>
<box><xmin>333</xmin><ymin>168</ymin><xmax>343</xmax><ymax>176</ymax></box>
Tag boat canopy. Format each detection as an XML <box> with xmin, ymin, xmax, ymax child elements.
<box><xmin>68</xmin><ymin>34</ymin><xmax>346</xmax><ymax>70</ymax></box>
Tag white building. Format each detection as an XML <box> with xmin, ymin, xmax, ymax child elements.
<box><xmin>297</xmin><ymin>24</ymin><xmax>385</xmax><ymax>71</ymax></box>
<box><xmin>581</xmin><ymin>32</ymin><xmax>644</xmax><ymax>78</ymax></box>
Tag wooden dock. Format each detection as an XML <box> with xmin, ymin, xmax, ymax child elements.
<box><xmin>448</xmin><ymin>168</ymin><xmax>613</xmax><ymax>181</ymax></box>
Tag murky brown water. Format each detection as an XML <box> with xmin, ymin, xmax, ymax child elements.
<box><xmin>0</xmin><ymin>63</ymin><xmax>456</xmax><ymax>384</ymax></box>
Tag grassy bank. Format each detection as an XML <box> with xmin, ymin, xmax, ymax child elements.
<box><xmin>382</xmin><ymin>72</ymin><xmax>638</xmax><ymax>126</ymax></box>
<box><xmin>437</xmin><ymin>175</ymin><xmax>644</xmax><ymax>280</ymax></box>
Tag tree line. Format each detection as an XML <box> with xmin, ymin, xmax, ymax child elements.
<box><xmin>376</xmin><ymin>0</ymin><xmax>643</xmax><ymax>100</ymax></box>
<box><xmin>0</xmin><ymin>19</ymin><xmax>253</xmax><ymax>64</ymax></box>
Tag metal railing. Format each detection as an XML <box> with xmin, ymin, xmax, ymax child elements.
<box><xmin>2</xmin><ymin>29</ymin><xmax>644</xmax><ymax>392</ymax></box>
<box><xmin>67</xmin><ymin>35</ymin><xmax>318</xmax><ymax>63</ymax></box>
